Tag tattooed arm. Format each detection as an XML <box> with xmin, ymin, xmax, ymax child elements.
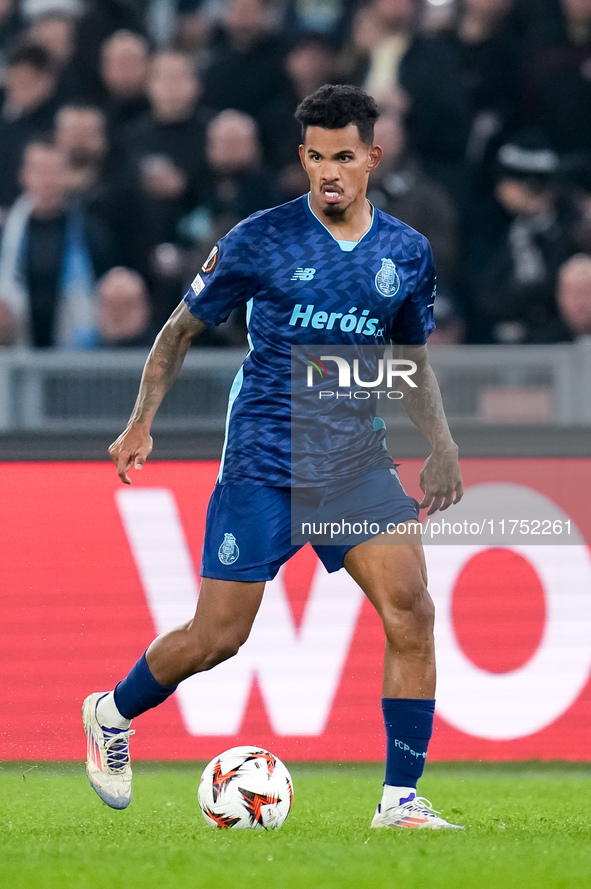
<box><xmin>109</xmin><ymin>301</ymin><xmax>207</xmax><ymax>484</ymax></box>
<box><xmin>393</xmin><ymin>344</ymin><xmax>463</xmax><ymax>514</ymax></box>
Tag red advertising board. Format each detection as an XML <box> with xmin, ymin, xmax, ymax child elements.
<box><xmin>1</xmin><ymin>459</ymin><xmax>590</xmax><ymax>762</ymax></box>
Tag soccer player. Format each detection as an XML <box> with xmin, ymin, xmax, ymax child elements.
<box><xmin>83</xmin><ymin>85</ymin><xmax>464</xmax><ymax>829</ymax></box>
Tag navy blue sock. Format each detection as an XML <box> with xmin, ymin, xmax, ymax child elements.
<box><xmin>382</xmin><ymin>697</ymin><xmax>435</xmax><ymax>787</ymax></box>
<box><xmin>113</xmin><ymin>652</ymin><xmax>178</xmax><ymax>720</ymax></box>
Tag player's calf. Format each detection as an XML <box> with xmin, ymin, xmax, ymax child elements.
<box><xmin>142</xmin><ymin>578</ymin><xmax>265</xmax><ymax>685</ymax></box>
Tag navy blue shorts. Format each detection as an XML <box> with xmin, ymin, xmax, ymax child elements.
<box><xmin>201</xmin><ymin>466</ymin><xmax>420</xmax><ymax>582</ymax></box>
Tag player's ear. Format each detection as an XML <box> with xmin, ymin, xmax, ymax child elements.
<box><xmin>298</xmin><ymin>144</ymin><xmax>306</xmax><ymax>171</ymax></box>
<box><xmin>367</xmin><ymin>144</ymin><xmax>382</xmax><ymax>172</ymax></box>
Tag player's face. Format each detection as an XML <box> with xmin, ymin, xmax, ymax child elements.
<box><xmin>299</xmin><ymin>124</ymin><xmax>381</xmax><ymax>220</ymax></box>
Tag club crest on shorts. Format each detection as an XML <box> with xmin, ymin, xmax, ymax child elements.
<box><xmin>375</xmin><ymin>258</ymin><xmax>401</xmax><ymax>297</ymax></box>
<box><xmin>218</xmin><ymin>532</ymin><xmax>239</xmax><ymax>565</ymax></box>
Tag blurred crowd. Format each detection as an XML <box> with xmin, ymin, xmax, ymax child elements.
<box><xmin>0</xmin><ymin>0</ymin><xmax>590</xmax><ymax>349</ymax></box>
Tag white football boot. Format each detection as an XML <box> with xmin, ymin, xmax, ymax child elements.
<box><xmin>82</xmin><ymin>692</ymin><xmax>135</xmax><ymax>809</ymax></box>
<box><xmin>371</xmin><ymin>796</ymin><xmax>465</xmax><ymax>830</ymax></box>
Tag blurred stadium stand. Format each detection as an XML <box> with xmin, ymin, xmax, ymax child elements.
<box><xmin>0</xmin><ymin>0</ymin><xmax>590</xmax><ymax>458</ymax></box>
<box><xmin>0</xmin><ymin>344</ymin><xmax>590</xmax><ymax>459</ymax></box>
<box><xmin>0</xmin><ymin>346</ymin><xmax>245</xmax><ymax>431</ymax></box>
<box><xmin>2</xmin><ymin>343</ymin><xmax>591</xmax><ymax>433</ymax></box>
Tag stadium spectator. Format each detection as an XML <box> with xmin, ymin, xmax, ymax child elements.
<box><xmin>508</xmin><ymin>0</ymin><xmax>562</xmax><ymax>41</ymax></box>
<box><xmin>343</xmin><ymin>0</ymin><xmax>472</xmax><ymax>196</ymax></box>
<box><xmin>96</xmin><ymin>266</ymin><xmax>155</xmax><ymax>347</ymax></box>
<box><xmin>200</xmin><ymin>0</ymin><xmax>292</xmax><ymax>127</ymax></box>
<box><xmin>556</xmin><ymin>253</ymin><xmax>591</xmax><ymax>341</ymax></box>
<box><xmin>368</xmin><ymin>110</ymin><xmax>460</xmax><ymax>299</ymax></box>
<box><xmin>0</xmin><ymin>42</ymin><xmax>62</xmax><ymax>209</ymax></box>
<box><xmin>556</xmin><ymin>154</ymin><xmax>591</xmax><ymax>255</ymax></box>
<box><xmin>126</xmin><ymin>50</ymin><xmax>209</xmax><ymax>247</ymax></box>
<box><xmin>350</xmin><ymin>0</ymin><xmax>421</xmax><ymax>108</ymax></box>
<box><xmin>97</xmin><ymin>30</ymin><xmax>150</xmax><ymax>131</ymax></box>
<box><xmin>170</xmin><ymin>109</ymin><xmax>279</xmax><ymax>343</ymax></box>
<box><xmin>445</xmin><ymin>0</ymin><xmax>520</xmax><ymax>189</ymax></box>
<box><xmin>0</xmin><ymin>0</ymin><xmax>581</xmax><ymax>353</ymax></box>
<box><xmin>181</xmin><ymin>109</ymin><xmax>280</xmax><ymax>250</ymax></box>
<box><xmin>285</xmin><ymin>32</ymin><xmax>340</xmax><ymax>106</ymax></box>
<box><xmin>280</xmin><ymin>0</ymin><xmax>356</xmax><ymax>45</ymax></box>
<box><xmin>0</xmin><ymin>139</ymin><xmax>114</xmax><ymax>347</ymax></box>
<box><xmin>521</xmin><ymin>0</ymin><xmax>591</xmax><ymax>155</ymax></box>
<box><xmin>173</xmin><ymin>0</ymin><xmax>218</xmax><ymax>55</ymax></box>
<box><xmin>0</xmin><ymin>1</ymin><xmax>25</xmax><ymax>74</ymax></box>
<box><xmin>474</xmin><ymin>133</ymin><xmax>576</xmax><ymax>343</ymax></box>
<box><xmin>55</xmin><ymin>104</ymin><xmax>151</xmax><ymax>275</ymax></box>
<box><xmin>27</xmin><ymin>9</ymin><xmax>87</xmax><ymax>106</ymax></box>
<box><xmin>68</xmin><ymin>0</ymin><xmax>146</xmax><ymax>103</ymax></box>
<box><xmin>261</xmin><ymin>32</ymin><xmax>340</xmax><ymax>196</ymax></box>
<box><xmin>27</xmin><ymin>10</ymin><xmax>76</xmax><ymax>70</ymax></box>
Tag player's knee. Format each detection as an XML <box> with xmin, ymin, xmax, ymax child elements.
<box><xmin>188</xmin><ymin>630</ymin><xmax>247</xmax><ymax>673</ymax></box>
<box><xmin>199</xmin><ymin>645</ymin><xmax>239</xmax><ymax>671</ymax></box>
<box><xmin>381</xmin><ymin>583</ymin><xmax>434</xmax><ymax>647</ymax></box>
<box><xmin>414</xmin><ymin>586</ymin><xmax>435</xmax><ymax>633</ymax></box>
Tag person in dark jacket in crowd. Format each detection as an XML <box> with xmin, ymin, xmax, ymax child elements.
<box><xmin>55</xmin><ymin>103</ymin><xmax>151</xmax><ymax>277</ymax></box>
<box><xmin>181</xmin><ymin>108</ymin><xmax>280</xmax><ymax>252</ymax></box>
<box><xmin>27</xmin><ymin>10</ymin><xmax>76</xmax><ymax>74</ymax></box>
<box><xmin>0</xmin><ymin>0</ymin><xmax>24</xmax><ymax>73</ymax></box>
<box><xmin>200</xmin><ymin>0</ymin><xmax>292</xmax><ymax>128</ymax></box>
<box><xmin>126</xmin><ymin>50</ymin><xmax>210</xmax><ymax>248</ymax></box>
<box><xmin>342</xmin><ymin>0</ymin><xmax>471</xmax><ymax>197</ymax></box>
<box><xmin>96</xmin><ymin>265</ymin><xmax>155</xmax><ymax>347</ymax></box>
<box><xmin>0</xmin><ymin>138</ymin><xmax>114</xmax><ymax>347</ymax></box>
<box><xmin>558</xmin><ymin>154</ymin><xmax>591</xmax><ymax>255</ymax></box>
<box><xmin>68</xmin><ymin>0</ymin><xmax>146</xmax><ymax>103</ymax></box>
<box><xmin>444</xmin><ymin>0</ymin><xmax>520</xmax><ymax>191</ymax></box>
<box><xmin>260</xmin><ymin>31</ymin><xmax>340</xmax><ymax>198</ymax></box>
<box><xmin>280</xmin><ymin>0</ymin><xmax>356</xmax><ymax>46</ymax></box>
<box><xmin>97</xmin><ymin>29</ymin><xmax>150</xmax><ymax>132</ymax></box>
<box><xmin>520</xmin><ymin>0</ymin><xmax>591</xmax><ymax>155</ymax></box>
<box><xmin>0</xmin><ymin>41</ymin><xmax>62</xmax><ymax>209</ymax></box>
<box><xmin>474</xmin><ymin>133</ymin><xmax>577</xmax><ymax>343</ymax></box>
<box><xmin>368</xmin><ymin>110</ymin><xmax>460</xmax><ymax>300</ymax></box>
<box><xmin>173</xmin><ymin>108</ymin><xmax>279</xmax><ymax>344</ymax></box>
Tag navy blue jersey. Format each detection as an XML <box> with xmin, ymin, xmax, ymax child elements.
<box><xmin>184</xmin><ymin>194</ymin><xmax>435</xmax><ymax>485</ymax></box>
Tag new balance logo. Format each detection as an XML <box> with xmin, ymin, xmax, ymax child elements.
<box><xmin>291</xmin><ymin>268</ymin><xmax>316</xmax><ymax>281</ymax></box>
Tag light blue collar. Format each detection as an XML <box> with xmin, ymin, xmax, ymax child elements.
<box><xmin>306</xmin><ymin>193</ymin><xmax>375</xmax><ymax>251</ymax></box>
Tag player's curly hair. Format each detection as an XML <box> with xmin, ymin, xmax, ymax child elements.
<box><xmin>295</xmin><ymin>84</ymin><xmax>379</xmax><ymax>146</ymax></box>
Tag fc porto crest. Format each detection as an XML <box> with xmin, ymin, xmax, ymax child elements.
<box><xmin>375</xmin><ymin>258</ymin><xmax>401</xmax><ymax>297</ymax></box>
<box><xmin>218</xmin><ymin>532</ymin><xmax>239</xmax><ymax>565</ymax></box>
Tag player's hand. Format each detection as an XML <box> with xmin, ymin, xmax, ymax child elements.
<box><xmin>419</xmin><ymin>446</ymin><xmax>463</xmax><ymax>515</ymax></box>
<box><xmin>108</xmin><ymin>423</ymin><xmax>153</xmax><ymax>485</ymax></box>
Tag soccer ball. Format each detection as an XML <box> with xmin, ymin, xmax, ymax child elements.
<box><xmin>198</xmin><ymin>745</ymin><xmax>293</xmax><ymax>830</ymax></box>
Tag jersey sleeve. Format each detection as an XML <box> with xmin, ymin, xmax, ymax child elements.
<box><xmin>183</xmin><ymin>223</ymin><xmax>259</xmax><ymax>326</ymax></box>
<box><xmin>389</xmin><ymin>237</ymin><xmax>436</xmax><ymax>346</ymax></box>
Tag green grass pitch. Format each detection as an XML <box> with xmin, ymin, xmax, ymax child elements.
<box><xmin>2</xmin><ymin>762</ymin><xmax>590</xmax><ymax>889</ymax></box>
